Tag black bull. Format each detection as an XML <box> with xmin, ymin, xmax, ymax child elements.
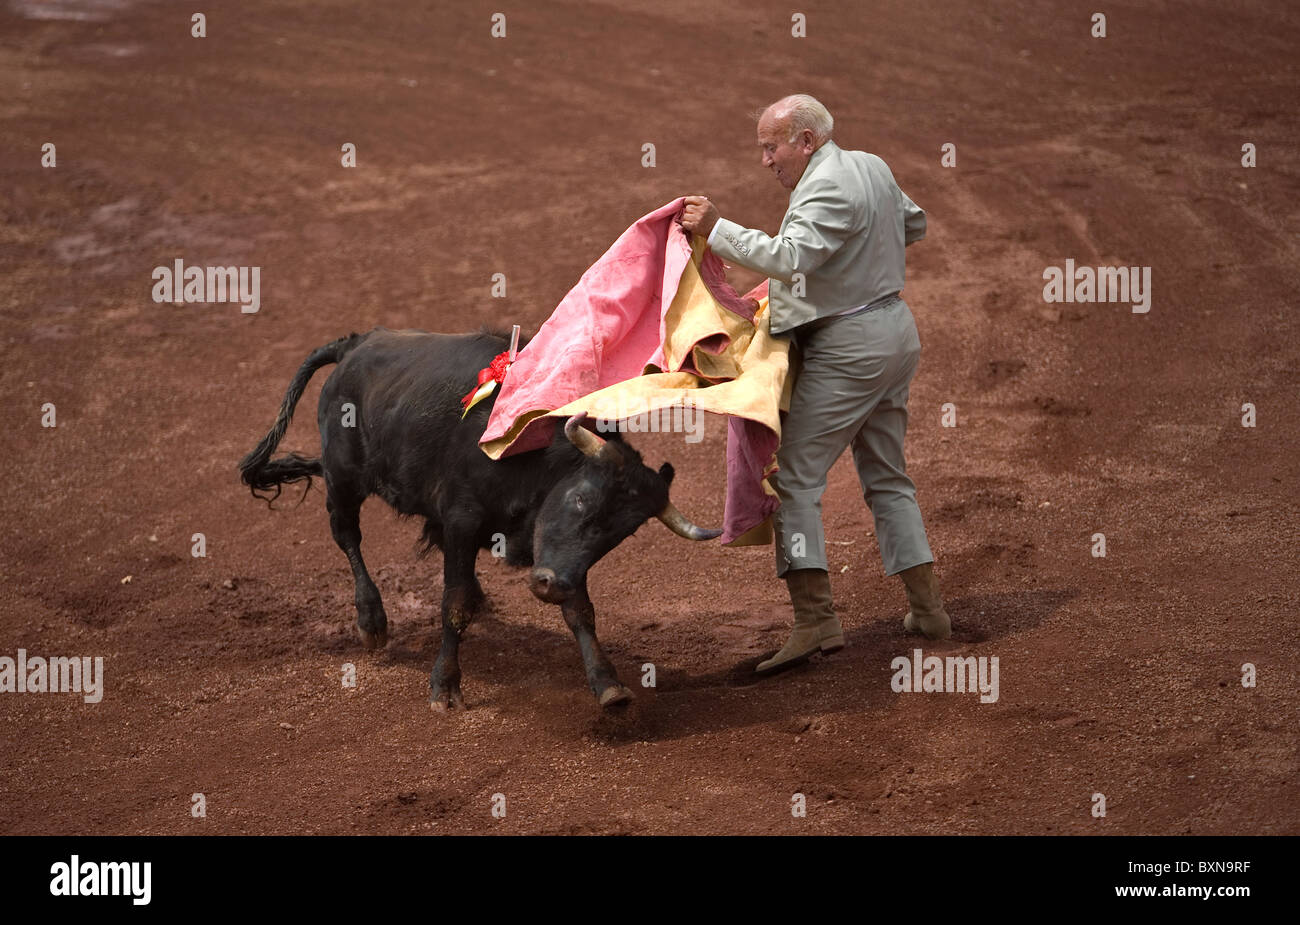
<box><xmin>238</xmin><ymin>327</ymin><xmax>720</xmax><ymax>709</ymax></box>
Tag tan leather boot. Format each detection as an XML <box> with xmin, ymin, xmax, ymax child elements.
<box><xmin>757</xmin><ymin>569</ymin><xmax>845</xmax><ymax>673</ymax></box>
<box><xmin>899</xmin><ymin>561</ymin><xmax>952</xmax><ymax>640</ymax></box>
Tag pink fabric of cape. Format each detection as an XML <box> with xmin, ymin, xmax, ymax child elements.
<box><xmin>479</xmin><ymin>198</ymin><xmax>780</xmax><ymax>544</ymax></box>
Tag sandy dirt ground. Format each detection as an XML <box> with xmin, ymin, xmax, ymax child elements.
<box><xmin>1</xmin><ymin>0</ymin><xmax>1297</xmax><ymax>835</ymax></box>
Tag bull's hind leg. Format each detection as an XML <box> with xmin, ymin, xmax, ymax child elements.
<box><xmin>561</xmin><ymin>579</ymin><xmax>632</xmax><ymax>708</ymax></box>
<box><xmin>326</xmin><ymin>486</ymin><xmax>389</xmax><ymax>649</ymax></box>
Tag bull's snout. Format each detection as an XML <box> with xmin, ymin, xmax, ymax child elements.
<box><xmin>529</xmin><ymin>568</ymin><xmax>574</xmax><ymax>604</ymax></box>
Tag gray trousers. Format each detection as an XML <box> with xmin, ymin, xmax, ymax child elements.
<box><xmin>772</xmin><ymin>296</ymin><xmax>934</xmax><ymax>578</ymax></box>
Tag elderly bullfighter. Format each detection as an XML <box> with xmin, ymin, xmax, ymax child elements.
<box><xmin>680</xmin><ymin>93</ymin><xmax>952</xmax><ymax>673</ymax></box>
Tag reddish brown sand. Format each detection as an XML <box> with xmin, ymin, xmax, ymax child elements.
<box><xmin>1</xmin><ymin>0</ymin><xmax>1297</xmax><ymax>834</ymax></box>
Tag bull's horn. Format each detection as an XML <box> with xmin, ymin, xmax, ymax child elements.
<box><xmin>657</xmin><ymin>500</ymin><xmax>723</xmax><ymax>541</ymax></box>
<box><xmin>564</xmin><ymin>413</ymin><xmax>606</xmax><ymax>458</ymax></box>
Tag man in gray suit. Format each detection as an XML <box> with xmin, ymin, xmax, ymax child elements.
<box><xmin>680</xmin><ymin>93</ymin><xmax>951</xmax><ymax>673</ymax></box>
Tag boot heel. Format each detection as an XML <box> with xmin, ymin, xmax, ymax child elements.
<box><xmin>820</xmin><ymin>634</ymin><xmax>845</xmax><ymax>654</ymax></box>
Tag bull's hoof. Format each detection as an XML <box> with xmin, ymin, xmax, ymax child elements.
<box><xmin>429</xmin><ymin>682</ymin><xmax>465</xmax><ymax>712</ymax></box>
<box><xmin>358</xmin><ymin>626</ymin><xmax>388</xmax><ymax>650</ymax></box>
<box><xmin>597</xmin><ymin>684</ymin><xmax>633</xmax><ymax>709</ymax></box>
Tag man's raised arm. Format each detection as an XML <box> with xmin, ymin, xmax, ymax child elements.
<box><xmin>681</xmin><ymin>186</ymin><xmax>856</xmax><ymax>285</ymax></box>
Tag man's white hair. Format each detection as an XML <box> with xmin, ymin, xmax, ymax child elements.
<box><xmin>768</xmin><ymin>94</ymin><xmax>834</xmax><ymax>145</ymax></box>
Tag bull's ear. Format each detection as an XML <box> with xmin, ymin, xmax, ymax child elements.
<box><xmin>658</xmin><ymin>462</ymin><xmax>675</xmax><ymax>487</ymax></box>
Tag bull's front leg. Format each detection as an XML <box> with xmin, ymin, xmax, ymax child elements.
<box><xmin>429</xmin><ymin>524</ymin><xmax>484</xmax><ymax>711</ymax></box>
<box><xmin>560</xmin><ymin>579</ymin><xmax>632</xmax><ymax>708</ymax></box>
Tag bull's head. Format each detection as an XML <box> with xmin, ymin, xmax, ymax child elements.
<box><xmin>529</xmin><ymin>413</ymin><xmax>721</xmax><ymax>604</ymax></box>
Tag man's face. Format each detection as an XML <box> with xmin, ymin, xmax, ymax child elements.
<box><xmin>757</xmin><ymin>110</ymin><xmax>815</xmax><ymax>190</ymax></box>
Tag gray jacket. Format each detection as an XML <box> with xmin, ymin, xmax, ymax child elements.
<box><xmin>708</xmin><ymin>140</ymin><xmax>925</xmax><ymax>334</ymax></box>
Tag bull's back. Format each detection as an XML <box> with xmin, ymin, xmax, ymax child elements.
<box><xmin>339</xmin><ymin>328</ymin><xmax>500</xmax><ymax>408</ymax></box>
<box><xmin>318</xmin><ymin>328</ymin><xmax>508</xmax><ymax>511</ymax></box>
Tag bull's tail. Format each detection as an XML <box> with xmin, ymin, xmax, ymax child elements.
<box><xmin>238</xmin><ymin>331</ymin><xmax>368</xmax><ymax>504</ymax></box>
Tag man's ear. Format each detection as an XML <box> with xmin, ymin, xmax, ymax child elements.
<box><xmin>658</xmin><ymin>462</ymin><xmax>675</xmax><ymax>487</ymax></box>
